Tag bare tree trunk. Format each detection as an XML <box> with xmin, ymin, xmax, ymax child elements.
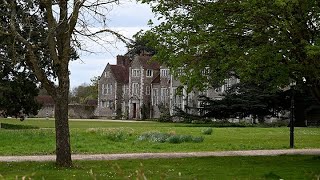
<box><xmin>54</xmin><ymin>86</ymin><xmax>72</xmax><ymax>167</ymax></box>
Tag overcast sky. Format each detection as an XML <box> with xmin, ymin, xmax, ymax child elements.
<box><xmin>69</xmin><ymin>1</ymin><xmax>156</xmax><ymax>88</ymax></box>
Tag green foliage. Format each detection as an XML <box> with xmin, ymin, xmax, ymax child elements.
<box><xmin>158</xmin><ymin>103</ymin><xmax>172</xmax><ymax>122</ymax></box>
<box><xmin>137</xmin><ymin>131</ymin><xmax>204</xmax><ymax>144</ymax></box>
<box><xmin>69</xmin><ymin>79</ymin><xmax>98</xmax><ymax>104</ymax></box>
<box><xmin>86</xmin><ymin>128</ymin><xmax>133</xmax><ymax>142</ymax></box>
<box><xmin>138</xmin><ymin>0</ymin><xmax>320</xmax><ymax>101</ymax></box>
<box><xmin>201</xmin><ymin>128</ymin><xmax>213</xmax><ymax>135</ymax></box>
<box><xmin>137</xmin><ymin>131</ymin><xmax>170</xmax><ymax>143</ymax></box>
<box><xmin>0</xmin><ymin>62</ymin><xmax>41</xmax><ymax>117</ymax></box>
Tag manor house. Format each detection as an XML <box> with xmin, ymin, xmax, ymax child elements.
<box><xmin>96</xmin><ymin>53</ymin><xmax>238</xmax><ymax>119</ymax></box>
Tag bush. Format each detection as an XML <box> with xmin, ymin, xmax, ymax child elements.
<box><xmin>137</xmin><ymin>131</ymin><xmax>169</xmax><ymax>143</ymax></box>
<box><xmin>86</xmin><ymin>128</ymin><xmax>133</xmax><ymax>142</ymax></box>
<box><xmin>201</xmin><ymin>128</ymin><xmax>213</xmax><ymax>135</ymax></box>
<box><xmin>192</xmin><ymin>136</ymin><xmax>204</xmax><ymax>143</ymax></box>
<box><xmin>137</xmin><ymin>131</ymin><xmax>204</xmax><ymax>144</ymax></box>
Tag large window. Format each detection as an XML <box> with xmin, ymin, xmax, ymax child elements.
<box><xmin>123</xmin><ymin>84</ymin><xmax>129</xmax><ymax>95</ymax></box>
<box><xmin>132</xmin><ymin>83</ymin><xmax>139</xmax><ymax>95</ymax></box>
<box><xmin>132</xmin><ymin>69</ymin><xmax>141</xmax><ymax>77</ymax></box>
<box><xmin>145</xmin><ymin>86</ymin><xmax>151</xmax><ymax>95</ymax></box>
<box><xmin>146</xmin><ymin>69</ymin><xmax>153</xmax><ymax>77</ymax></box>
<box><xmin>152</xmin><ymin>88</ymin><xmax>159</xmax><ymax>105</ymax></box>
<box><xmin>101</xmin><ymin>100</ymin><xmax>107</xmax><ymax>108</ymax></box>
<box><xmin>172</xmin><ymin>88</ymin><xmax>182</xmax><ymax>109</ymax></box>
<box><xmin>160</xmin><ymin>88</ymin><xmax>169</xmax><ymax>104</ymax></box>
<box><xmin>160</xmin><ymin>69</ymin><xmax>169</xmax><ymax>77</ymax></box>
<box><xmin>102</xmin><ymin>84</ymin><xmax>112</xmax><ymax>95</ymax></box>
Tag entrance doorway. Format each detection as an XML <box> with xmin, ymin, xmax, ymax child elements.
<box><xmin>132</xmin><ymin>103</ymin><xmax>137</xmax><ymax>119</ymax></box>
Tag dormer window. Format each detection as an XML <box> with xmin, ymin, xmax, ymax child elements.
<box><xmin>146</xmin><ymin>69</ymin><xmax>153</xmax><ymax>77</ymax></box>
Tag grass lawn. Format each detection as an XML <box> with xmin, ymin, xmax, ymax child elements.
<box><xmin>0</xmin><ymin>118</ymin><xmax>320</xmax><ymax>155</ymax></box>
<box><xmin>0</xmin><ymin>155</ymin><xmax>319</xmax><ymax>179</ymax></box>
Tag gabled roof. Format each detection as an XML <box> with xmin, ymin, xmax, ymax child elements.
<box><xmin>136</xmin><ymin>55</ymin><xmax>160</xmax><ymax>70</ymax></box>
<box><xmin>110</xmin><ymin>65</ymin><xmax>129</xmax><ymax>84</ymax></box>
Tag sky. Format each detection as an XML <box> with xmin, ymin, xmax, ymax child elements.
<box><xmin>69</xmin><ymin>1</ymin><xmax>156</xmax><ymax>88</ymax></box>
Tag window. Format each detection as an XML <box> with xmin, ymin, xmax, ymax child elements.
<box><xmin>132</xmin><ymin>83</ymin><xmax>139</xmax><ymax>95</ymax></box>
<box><xmin>160</xmin><ymin>88</ymin><xmax>168</xmax><ymax>103</ymax></box>
<box><xmin>101</xmin><ymin>101</ymin><xmax>107</xmax><ymax>108</ymax></box>
<box><xmin>106</xmin><ymin>100</ymin><xmax>113</xmax><ymax>109</ymax></box>
<box><xmin>173</xmin><ymin>88</ymin><xmax>182</xmax><ymax>109</ymax></box>
<box><xmin>160</xmin><ymin>69</ymin><xmax>169</xmax><ymax>77</ymax></box>
<box><xmin>146</xmin><ymin>69</ymin><xmax>153</xmax><ymax>77</ymax></box>
<box><xmin>152</xmin><ymin>88</ymin><xmax>159</xmax><ymax>105</ymax></box>
<box><xmin>132</xmin><ymin>69</ymin><xmax>141</xmax><ymax>77</ymax></box>
<box><xmin>102</xmin><ymin>84</ymin><xmax>112</xmax><ymax>95</ymax></box>
<box><xmin>146</xmin><ymin>86</ymin><xmax>151</xmax><ymax>95</ymax></box>
<box><xmin>123</xmin><ymin>84</ymin><xmax>129</xmax><ymax>95</ymax></box>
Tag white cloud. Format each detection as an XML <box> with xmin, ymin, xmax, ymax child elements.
<box><xmin>69</xmin><ymin>1</ymin><xmax>156</xmax><ymax>88</ymax></box>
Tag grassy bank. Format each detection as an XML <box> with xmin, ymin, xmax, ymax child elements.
<box><xmin>0</xmin><ymin>156</ymin><xmax>319</xmax><ymax>179</ymax></box>
<box><xmin>0</xmin><ymin>119</ymin><xmax>319</xmax><ymax>155</ymax></box>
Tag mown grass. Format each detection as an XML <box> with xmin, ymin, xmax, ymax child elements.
<box><xmin>0</xmin><ymin>118</ymin><xmax>319</xmax><ymax>155</ymax></box>
<box><xmin>0</xmin><ymin>156</ymin><xmax>319</xmax><ymax>179</ymax></box>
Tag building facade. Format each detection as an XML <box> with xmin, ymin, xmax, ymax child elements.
<box><xmin>96</xmin><ymin>54</ymin><xmax>239</xmax><ymax>119</ymax></box>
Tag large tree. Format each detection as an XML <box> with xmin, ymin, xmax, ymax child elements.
<box><xmin>139</xmin><ymin>0</ymin><xmax>320</xmax><ymax>100</ymax></box>
<box><xmin>0</xmin><ymin>0</ymin><xmax>128</xmax><ymax>167</ymax></box>
<box><xmin>0</xmin><ymin>61</ymin><xmax>41</xmax><ymax>119</ymax></box>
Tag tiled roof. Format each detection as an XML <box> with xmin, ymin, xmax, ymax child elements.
<box><xmin>110</xmin><ymin>65</ymin><xmax>129</xmax><ymax>83</ymax></box>
<box><xmin>137</xmin><ymin>55</ymin><xmax>160</xmax><ymax>70</ymax></box>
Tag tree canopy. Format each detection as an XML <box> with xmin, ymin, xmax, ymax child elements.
<box><xmin>1</xmin><ymin>0</ymin><xmax>129</xmax><ymax>167</ymax></box>
<box><xmin>139</xmin><ymin>0</ymin><xmax>320</xmax><ymax>100</ymax></box>
<box><xmin>0</xmin><ymin>61</ymin><xmax>41</xmax><ymax>119</ymax></box>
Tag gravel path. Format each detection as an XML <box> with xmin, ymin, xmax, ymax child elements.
<box><xmin>0</xmin><ymin>149</ymin><xmax>319</xmax><ymax>162</ymax></box>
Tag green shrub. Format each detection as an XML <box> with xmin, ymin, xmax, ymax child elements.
<box><xmin>137</xmin><ymin>131</ymin><xmax>169</xmax><ymax>143</ymax></box>
<box><xmin>192</xmin><ymin>136</ymin><xmax>204</xmax><ymax>143</ymax></box>
<box><xmin>201</xmin><ymin>128</ymin><xmax>213</xmax><ymax>135</ymax></box>
<box><xmin>166</xmin><ymin>135</ymin><xmax>181</xmax><ymax>144</ymax></box>
<box><xmin>86</xmin><ymin>128</ymin><xmax>133</xmax><ymax>142</ymax></box>
<box><xmin>137</xmin><ymin>131</ymin><xmax>204</xmax><ymax>144</ymax></box>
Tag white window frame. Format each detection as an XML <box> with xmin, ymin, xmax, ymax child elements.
<box><xmin>172</xmin><ymin>88</ymin><xmax>182</xmax><ymax>109</ymax></box>
<box><xmin>160</xmin><ymin>69</ymin><xmax>169</xmax><ymax>77</ymax></box>
<box><xmin>132</xmin><ymin>69</ymin><xmax>141</xmax><ymax>77</ymax></box>
<box><xmin>132</xmin><ymin>83</ymin><xmax>139</xmax><ymax>95</ymax></box>
<box><xmin>146</xmin><ymin>86</ymin><xmax>151</xmax><ymax>95</ymax></box>
<box><xmin>146</xmin><ymin>69</ymin><xmax>153</xmax><ymax>77</ymax></box>
<box><xmin>106</xmin><ymin>84</ymin><xmax>112</xmax><ymax>94</ymax></box>
<box><xmin>152</xmin><ymin>88</ymin><xmax>159</xmax><ymax>105</ymax></box>
<box><xmin>160</xmin><ymin>88</ymin><xmax>168</xmax><ymax>102</ymax></box>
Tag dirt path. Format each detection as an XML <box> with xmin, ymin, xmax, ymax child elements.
<box><xmin>0</xmin><ymin>149</ymin><xmax>319</xmax><ymax>162</ymax></box>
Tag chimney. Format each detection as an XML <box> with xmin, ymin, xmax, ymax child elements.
<box><xmin>117</xmin><ymin>55</ymin><xmax>130</xmax><ymax>67</ymax></box>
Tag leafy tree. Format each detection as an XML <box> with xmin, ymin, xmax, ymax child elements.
<box><xmin>1</xmin><ymin>0</ymin><xmax>128</xmax><ymax>167</ymax></box>
<box><xmin>0</xmin><ymin>62</ymin><xmax>41</xmax><ymax>119</ymax></box>
<box><xmin>70</xmin><ymin>77</ymin><xmax>99</xmax><ymax>104</ymax></box>
<box><xmin>198</xmin><ymin>82</ymin><xmax>290</xmax><ymax>122</ymax></box>
<box><xmin>127</xmin><ymin>30</ymin><xmax>157</xmax><ymax>56</ymax></box>
<box><xmin>139</xmin><ymin>0</ymin><xmax>320</xmax><ymax>101</ymax></box>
